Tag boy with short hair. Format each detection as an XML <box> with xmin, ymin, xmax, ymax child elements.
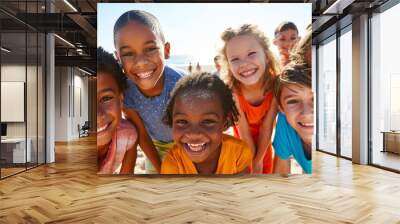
<box><xmin>113</xmin><ymin>10</ymin><xmax>185</xmax><ymax>173</ymax></box>
<box><xmin>273</xmin><ymin>62</ymin><xmax>313</xmax><ymax>174</ymax></box>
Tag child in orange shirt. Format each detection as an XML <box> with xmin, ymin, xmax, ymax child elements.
<box><xmin>220</xmin><ymin>24</ymin><xmax>280</xmax><ymax>173</ymax></box>
<box><xmin>161</xmin><ymin>73</ymin><xmax>253</xmax><ymax>174</ymax></box>
<box><xmin>97</xmin><ymin>47</ymin><xmax>139</xmax><ymax>174</ymax></box>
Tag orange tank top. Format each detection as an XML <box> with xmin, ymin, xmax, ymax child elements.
<box><xmin>233</xmin><ymin>91</ymin><xmax>274</xmax><ymax>174</ymax></box>
<box><xmin>234</xmin><ymin>92</ymin><xmax>273</xmax><ymax>141</ymax></box>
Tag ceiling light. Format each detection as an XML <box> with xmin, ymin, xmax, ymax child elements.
<box><xmin>1</xmin><ymin>47</ymin><xmax>11</xmax><ymax>53</ymax></box>
<box><xmin>54</xmin><ymin>34</ymin><xmax>75</xmax><ymax>48</ymax></box>
<box><xmin>63</xmin><ymin>0</ymin><xmax>78</xmax><ymax>12</ymax></box>
<box><xmin>78</xmin><ymin>67</ymin><xmax>92</xmax><ymax>76</ymax></box>
<box><xmin>323</xmin><ymin>0</ymin><xmax>355</xmax><ymax>15</ymax></box>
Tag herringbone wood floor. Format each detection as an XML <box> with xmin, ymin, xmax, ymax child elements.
<box><xmin>0</xmin><ymin>136</ymin><xmax>399</xmax><ymax>223</ymax></box>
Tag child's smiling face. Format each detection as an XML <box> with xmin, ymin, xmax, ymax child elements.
<box><xmin>273</xmin><ymin>29</ymin><xmax>299</xmax><ymax>57</ymax></box>
<box><xmin>115</xmin><ymin>21</ymin><xmax>170</xmax><ymax>95</ymax></box>
<box><xmin>172</xmin><ymin>90</ymin><xmax>226</xmax><ymax>164</ymax></box>
<box><xmin>225</xmin><ymin>35</ymin><xmax>267</xmax><ymax>87</ymax></box>
<box><xmin>280</xmin><ymin>83</ymin><xmax>314</xmax><ymax>145</ymax></box>
<box><xmin>97</xmin><ymin>72</ymin><xmax>123</xmax><ymax>148</ymax></box>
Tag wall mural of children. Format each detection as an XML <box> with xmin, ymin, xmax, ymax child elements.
<box><xmin>97</xmin><ymin>4</ymin><xmax>311</xmax><ymax>175</ymax></box>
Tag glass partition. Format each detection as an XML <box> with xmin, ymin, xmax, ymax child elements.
<box><xmin>0</xmin><ymin>1</ymin><xmax>46</xmax><ymax>179</ymax></box>
<box><xmin>1</xmin><ymin>31</ymin><xmax>28</xmax><ymax>178</ymax></box>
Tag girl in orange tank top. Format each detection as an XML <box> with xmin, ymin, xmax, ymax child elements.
<box><xmin>220</xmin><ymin>24</ymin><xmax>280</xmax><ymax>174</ymax></box>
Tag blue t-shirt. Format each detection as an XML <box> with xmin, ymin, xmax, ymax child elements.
<box><xmin>124</xmin><ymin>66</ymin><xmax>184</xmax><ymax>143</ymax></box>
<box><xmin>273</xmin><ymin>112</ymin><xmax>312</xmax><ymax>174</ymax></box>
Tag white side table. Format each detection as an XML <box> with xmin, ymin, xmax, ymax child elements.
<box><xmin>1</xmin><ymin>138</ymin><xmax>31</xmax><ymax>163</ymax></box>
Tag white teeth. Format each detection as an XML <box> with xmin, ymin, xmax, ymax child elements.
<box><xmin>300</xmin><ymin>122</ymin><xmax>314</xmax><ymax>127</ymax></box>
<box><xmin>97</xmin><ymin>124</ymin><xmax>108</xmax><ymax>133</ymax></box>
<box><xmin>136</xmin><ymin>71</ymin><xmax>153</xmax><ymax>79</ymax></box>
<box><xmin>187</xmin><ymin>143</ymin><xmax>206</xmax><ymax>152</ymax></box>
<box><xmin>240</xmin><ymin>69</ymin><xmax>256</xmax><ymax>77</ymax></box>
<box><xmin>189</xmin><ymin>143</ymin><xmax>204</xmax><ymax>147</ymax></box>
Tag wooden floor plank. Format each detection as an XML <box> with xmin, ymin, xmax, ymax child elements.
<box><xmin>0</xmin><ymin>136</ymin><xmax>399</xmax><ymax>223</ymax></box>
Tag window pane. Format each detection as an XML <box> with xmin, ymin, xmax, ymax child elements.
<box><xmin>371</xmin><ymin>3</ymin><xmax>400</xmax><ymax>171</ymax></box>
<box><xmin>340</xmin><ymin>28</ymin><xmax>352</xmax><ymax>158</ymax></box>
<box><xmin>318</xmin><ymin>36</ymin><xmax>337</xmax><ymax>154</ymax></box>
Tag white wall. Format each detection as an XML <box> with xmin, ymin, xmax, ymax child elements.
<box><xmin>55</xmin><ymin>66</ymin><xmax>69</xmax><ymax>141</ymax></box>
<box><xmin>1</xmin><ymin>65</ymin><xmax>26</xmax><ymax>140</ymax></box>
<box><xmin>54</xmin><ymin>67</ymin><xmax>89</xmax><ymax>141</ymax></box>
